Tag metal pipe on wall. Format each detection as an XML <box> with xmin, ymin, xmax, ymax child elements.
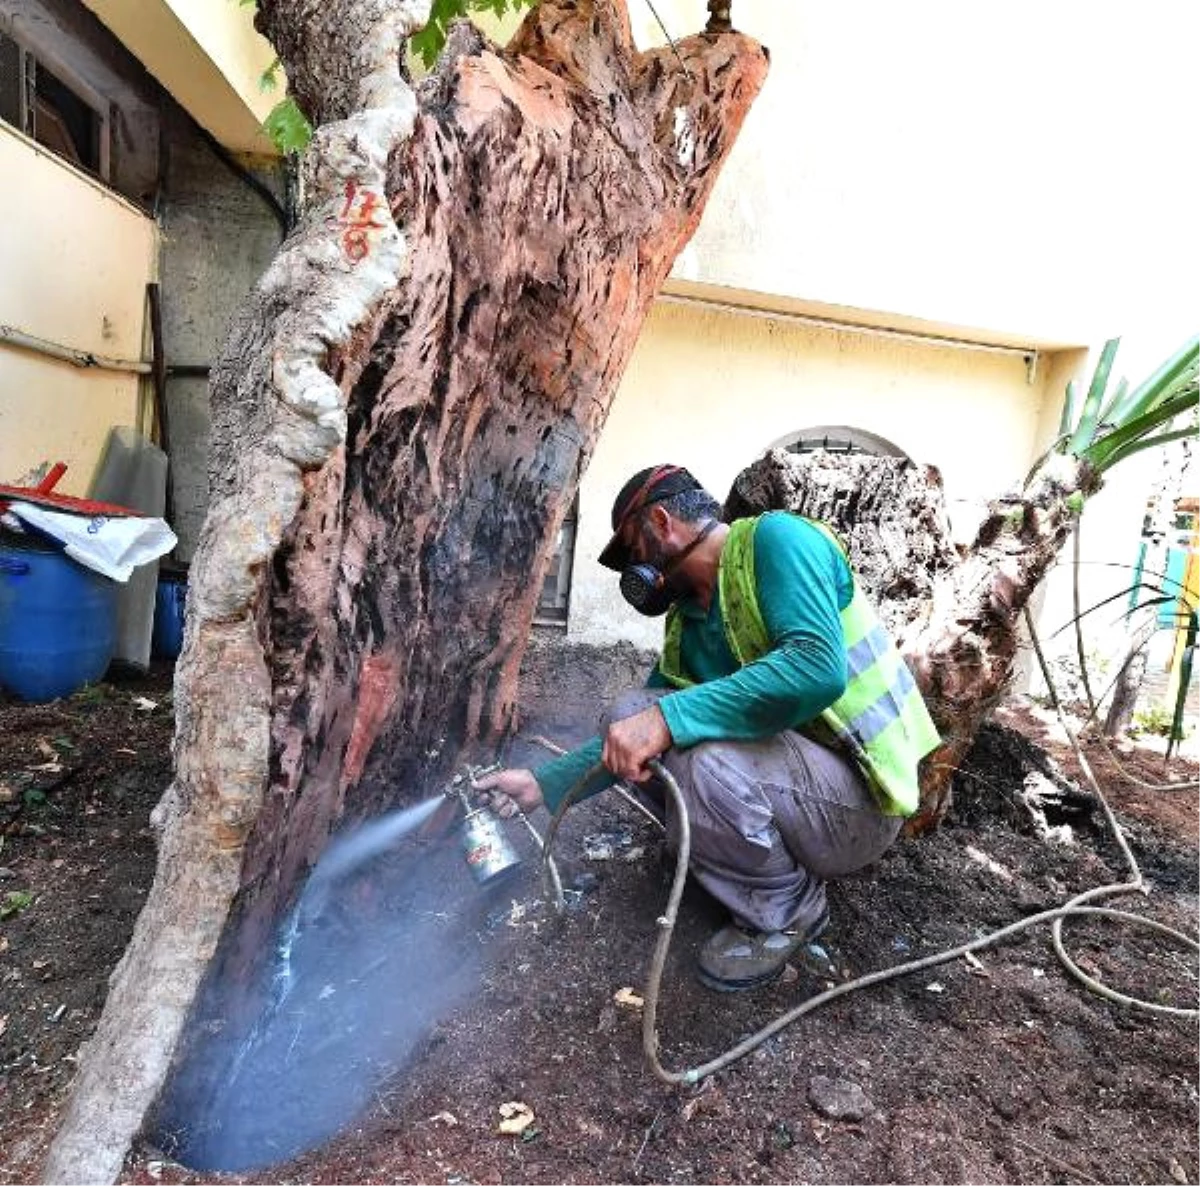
<box><xmin>0</xmin><ymin>322</ymin><xmax>152</xmax><ymax>375</ymax></box>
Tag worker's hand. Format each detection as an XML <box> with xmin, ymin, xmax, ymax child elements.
<box><xmin>472</xmin><ymin>767</ymin><xmax>543</xmax><ymax>817</ymax></box>
<box><xmin>602</xmin><ymin>704</ymin><xmax>672</xmax><ymax>783</ymax></box>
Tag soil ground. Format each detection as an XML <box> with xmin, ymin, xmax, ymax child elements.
<box><xmin>1</xmin><ymin>647</ymin><xmax>1196</xmax><ymax>1185</ymax></box>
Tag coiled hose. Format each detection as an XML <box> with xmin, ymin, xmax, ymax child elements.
<box><xmin>540</xmin><ymin>750</ymin><xmax>1198</xmax><ymax>1087</ymax></box>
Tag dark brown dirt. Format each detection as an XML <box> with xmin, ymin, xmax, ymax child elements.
<box><xmin>1</xmin><ymin>652</ymin><xmax>1196</xmax><ymax>1186</ymax></box>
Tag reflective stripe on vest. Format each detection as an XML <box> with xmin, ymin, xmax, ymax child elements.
<box><xmin>659</xmin><ymin>514</ymin><xmax>940</xmax><ymax>817</ymax></box>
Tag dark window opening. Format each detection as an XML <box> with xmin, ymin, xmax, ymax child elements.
<box><xmin>535</xmin><ymin>498</ymin><xmax>578</xmax><ymax>626</ymax></box>
<box><xmin>0</xmin><ymin>31</ymin><xmax>107</xmax><ymax>179</ymax></box>
<box><xmin>33</xmin><ymin>63</ymin><xmax>100</xmax><ymax>172</ymax></box>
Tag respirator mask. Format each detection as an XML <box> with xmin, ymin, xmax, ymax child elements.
<box><xmin>618</xmin><ymin>519</ymin><xmax>717</xmax><ymax>616</ymax></box>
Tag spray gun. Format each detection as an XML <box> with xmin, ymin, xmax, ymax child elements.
<box><xmin>443</xmin><ymin>764</ymin><xmax>524</xmax><ymax>886</ymax></box>
<box><xmin>444</xmin><ymin>763</ymin><xmax>564</xmax><ymax>899</ymax></box>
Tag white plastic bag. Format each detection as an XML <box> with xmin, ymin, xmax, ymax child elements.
<box><xmin>5</xmin><ymin>502</ymin><xmax>177</xmax><ymax>582</ymax></box>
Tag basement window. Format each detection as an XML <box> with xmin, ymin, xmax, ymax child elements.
<box><xmin>534</xmin><ymin>498</ymin><xmax>578</xmax><ymax>627</ymax></box>
<box><xmin>0</xmin><ymin>30</ymin><xmax>110</xmax><ymax>180</ymax></box>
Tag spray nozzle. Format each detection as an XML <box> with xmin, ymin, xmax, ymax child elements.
<box><xmin>444</xmin><ymin>763</ymin><xmax>503</xmax><ymax>814</ymax></box>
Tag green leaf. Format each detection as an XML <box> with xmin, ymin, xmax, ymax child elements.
<box><xmin>1066</xmin><ymin>338</ymin><xmax>1120</xmax><ymax>455</ymax></box>
<box><xmin>1</xmin><ymin>890</ymin><xmax>33</xmax><ymax>920</ymax></box>
<box><xmin>259</xmin><ymin>57</ymin><xmax>281</xmax><ymax>93</ymax></box>
<box><xmin>1104</xmin><ymin>335</ymin><xmax>1199</xmax><ymax>425</ymax></box>
<box><xmin>1088</xmin><ymin>421</ymin><xmax>1198</xmax><ymax>473</ymax></box>
<box><xmin>1057</xmin><ymin>378</ymin><xmax>1078</xmax><ymax>439</ymax></box>
<box><xmin>410</xmin><ymin>19</ymin><xmax>446</xmax><ymax>69</ymax></box>
<box><xmin>1095</xmin><ymin>376</ymin><xmax>1128</xmax><ymax>429</ymax></box>
<box><xmin>1083</xmin><ymin>390</ymin><xmax>1198</xmax><ymax>471</ymax></box>
<box><xmin>263</xmin><ymin>97</ymin><xmax>312</xmax><ymax>154</ymax></box>
<box><xmin>411</xmin><ymin>0</ymin><xmax>536</xmax><ymax>68</ymax></box>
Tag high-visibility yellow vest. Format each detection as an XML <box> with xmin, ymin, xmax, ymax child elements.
<box><xmin>659</xmin><ymin>515</ymin><xmax>940</xmax><ymax>817</ymax></box>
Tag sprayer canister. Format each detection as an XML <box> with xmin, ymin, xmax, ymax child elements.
<box><xmin>461</xmin><ymin>807</ymin><xmax>522</xmax><ymax>884</ymax></box>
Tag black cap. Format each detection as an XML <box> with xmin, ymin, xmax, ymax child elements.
<box><xmin>597</xmin><ymin>464</ymin><xmax>703</xmax><ymax>571</ymax></box>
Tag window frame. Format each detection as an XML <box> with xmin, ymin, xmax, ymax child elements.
<box><xmin>0</xmin><ymin>22</ymin><xmax>111</xmax><ymax>181</ymax></box>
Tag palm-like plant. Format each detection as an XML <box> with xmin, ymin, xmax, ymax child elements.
<box><xmin>903</xmin><ymin>335</ymin><xmax>1199</xmax><ymax>825</ymax></box>
<box><xmin>1063</xmin><ymin>335</ymin><xmax>1198</xmax><ymax>472</ymax></box>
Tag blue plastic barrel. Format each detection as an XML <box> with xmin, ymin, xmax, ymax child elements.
<box><xmin>0</xmin><ymin>529</ymin><xmax>117</xmax><ymax>702</ymax></box>
<box><xmin>152</xmin><ymin>572</ymin><xmax>187</xmax><ymax>659</ymax></box>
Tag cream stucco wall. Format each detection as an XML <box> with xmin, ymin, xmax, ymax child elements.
<box><xmin>0</xmin><ymin>125</ymin><xmax>158</xmax><ymax>493</ymax></box>
<box><xmin>633</xmin><ymin>1</ymin><xmax>1198</xmax><ymax>351</ymax></box>
<box><xmin>569</xmin><ymin>299</ymin><xmax>1061</xmax><ymax>648</ymax></box>
<box><xmin>80</xmin><ymin>0</ymin><xmax>278</xmax><ymax>153</ymax></box>
<box><xmin>559</xmin><ymin>2</ymin><xmax>1196</xmax><ymax>672</ymax></box>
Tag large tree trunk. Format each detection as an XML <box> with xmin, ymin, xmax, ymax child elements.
<box><xmin>43</xmin><ymin>4</ymin><xmax>767</xmax><ymax>1181</ymax></box>
<box><xmin>728</xmin><ymin>447</ymin><xmax>1103</xmax><ymax>832</ymax></box>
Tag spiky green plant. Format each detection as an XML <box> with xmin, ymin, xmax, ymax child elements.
<box><xmin>1058</xmin><ymin>335</ymin><xmax>1199</xmax><ymax>473</ymax></box>
<box><xmin>1056</xmin><ymin>335</ymin><xmax>1199</xmax><ymax>751</ymax></box>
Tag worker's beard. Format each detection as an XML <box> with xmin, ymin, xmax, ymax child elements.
<box><xmin>637</xmin><ymin>521</ymin><xmax>692</xmax><ymax>600</ymax></box>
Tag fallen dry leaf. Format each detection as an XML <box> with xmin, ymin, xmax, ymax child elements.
<box><xmin>964</xmin><ymin>844</ymin><xmax>1015</xmax><ymax>883</ymax></box>
<box><xmin>681</xmin><ymin>1082</ymin><xmax>721</xmax><ymax>1122</ymax></box>
<box><xmin>428</xmin><ymin>1111</ymin><xmax>459</xmax><ymax>1127</ymax></box>
<box><xmin>497</xmin><ymin>1101</ymin><xmax>535</xmax><ymax>1135</ymax></box>
<box><xmin>613</xmin><ymin>986</ymin><xmax>643</xmax><ymax>1009</ymax></box>
<box><xmin>963</xmin><ymin>951</ymin><xmax>990</xmax><ymax>977</ymax></box>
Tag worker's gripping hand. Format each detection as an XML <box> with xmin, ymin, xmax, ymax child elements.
<box><xmin>472</xmin><ymin>767</ymin><xmax>543</xmax><ymax>817</ymax></box>
<box><xmin>602</xmin><ymin>704</ymin><xmax>672</xmax><ymax>783</ymax></box>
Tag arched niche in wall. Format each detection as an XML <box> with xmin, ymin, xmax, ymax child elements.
<box><xmin>770</xmin><ymin>424</ymin><xmax>909</xmax><ymax>459</ymax></box>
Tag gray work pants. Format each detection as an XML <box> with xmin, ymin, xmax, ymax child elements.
<box><xmin>606</xmin><ymin>689</ymin><xmax>902</xmax><ymax>935</ymax></box>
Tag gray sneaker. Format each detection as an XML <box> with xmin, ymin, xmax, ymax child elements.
<box><xmin>696</xmin><ymin>912</ymin><xmax>830</xmax><ymax>993</ymax></box>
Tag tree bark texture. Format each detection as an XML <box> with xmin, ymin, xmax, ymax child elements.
<box><xmin>728</xmin><ymin>447</ymin><xmax>1102</xmax><ymax>832</ymax></box>
<box><xmin>44</xmin><ymin>4</ymin><xmax>767</xmax><ymax>1181</ymax></box>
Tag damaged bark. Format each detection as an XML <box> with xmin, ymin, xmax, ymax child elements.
<box><xmin>44</xmin><ymin>3</ymin><xmax>767</xmax><ymax>1181</ymax></box>
<box><xmin>729</xmin><ymin>447</ymin><xmax>1103</xmax><ymax>832</ymax></box>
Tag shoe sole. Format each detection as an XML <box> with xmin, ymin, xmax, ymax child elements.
<box><xmin>695</xmin><ymin>963</ymin><xmax>785</xmax><ymax>993</ymax></box>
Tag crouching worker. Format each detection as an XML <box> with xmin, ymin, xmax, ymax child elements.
<box><xmin>476</xmin><ymin>464</ymin><xmax>940</xmax><ymax>992</ymax></box>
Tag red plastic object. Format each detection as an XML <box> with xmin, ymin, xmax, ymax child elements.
<box><xmin>0</xmin><ymin>462</ymin><xmax>136</xmax><ymax>518</ymax></box>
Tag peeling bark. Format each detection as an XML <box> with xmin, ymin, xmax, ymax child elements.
<box><xmin>728</xmin><ymin>447</ymin><xmax>1102</xmax><ymax>833</ymax></box>
<box><xmin>44</xmin><ymin>4</ymin><xmax>767</xmax><ymax>1181</ymax></box>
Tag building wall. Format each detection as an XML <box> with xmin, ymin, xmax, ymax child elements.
<box><xmin>79</xmin><ymin>0</ymin><xmax>277</xmax><ymax>152</ymax></box>
<box><xmin>560</xmin><ymin>1</ymin><xmax>1197</xmax><ymax>671</ymax></box>
<box><xmin>0</xmin><ymin>124</ymin><xmax>158</xmax><ymax>493</ymax></box>
<box><xmin>0</xmin><ymin>0</ymin><xmax>283</xmax><ymax>549</ymax></box>
<box><xmin>568</xmin><ymin>298</ymin><xmax>1061</xmax><ymax>648</ymax></box>
<box><xmin>157</xmin><ymin>109</ymin><xmax>284</xmax><ymax>560</ymax></box>
<box><xmin>634</xmin><ymin>1</ymin><xmax>1197</xmax><ymax>350</ymax></box>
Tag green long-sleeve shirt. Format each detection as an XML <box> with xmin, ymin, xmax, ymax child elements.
<box><xmin>534</xmin><ymin>512</ymin><xmax>854</xmax><ymax>812</ymax></box>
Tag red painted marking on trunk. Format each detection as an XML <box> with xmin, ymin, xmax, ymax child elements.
<box><xmin>342</xmin><ymin>653</ymin><xmax>399</xmax><ymax>786</ymax></box>
<box><xmin>336</xmin><ymin>179</ymin><xmax>384</xmax><ymax>265</ymax></box>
